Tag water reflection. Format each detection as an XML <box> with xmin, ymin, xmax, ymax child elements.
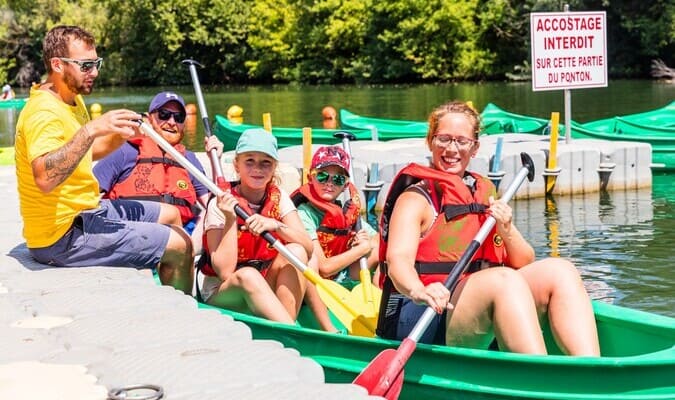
<box><xmin>513</xmin><ymin>180</ymin><xmax>674</xmax><ymax>317</ymax></box>
<box><xmin>0</xmin><ymin>108</ymin><xmax>18</xmax><ymax>147</ymax></box>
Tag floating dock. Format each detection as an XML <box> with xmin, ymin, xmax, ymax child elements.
<box><xmin>0</xmin><ymin>166</ymin><xmax>374</xmax><ymax>400</ymax></box>
<box><xmin>208</xmin><ymin>134</ymin><xmax>653</xmax><ymax>211</ymax></box>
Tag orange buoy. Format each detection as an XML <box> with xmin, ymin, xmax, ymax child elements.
<box><xmin>322</xmin><ymin>106</ymin><xmax>337</xmax><ymax>129</ymax></box>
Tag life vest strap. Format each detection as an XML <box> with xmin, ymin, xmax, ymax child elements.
<box><xmin>442</xmin><ymin>203</ymin><xmax>486</xmax><ymax>221</ymax></box>
<box><xmin>137</xmin><ymin>156</ymin><xmax>183</xmax><ymax>168</ymax></box>
<box><xmin>236</xmin><ymin>259</ymin><xmax>272</xmax><ymax>272</ymax></box>
<box><xmin>118</xmin><ymin>195</ymin><xmax>201</xmax><ymax>215</ymax></box>
<box><xmin>317</xmin><ymin>225</ymin><xmax>352</xmax><ymax>236</ymax></box>
<box><xmin>414</xmin><ymin>260</ymin><xmax>484</xmax><ymax>274</ymax></box>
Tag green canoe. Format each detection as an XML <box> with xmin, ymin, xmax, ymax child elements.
<box><xmin>582</xmin><ymin>101</ymin><xmax>675</xmax><ymax>134</ymax></box>
<box><xmin>339</xmin><ymin>109</ymin><xmax>429</xmax><ymax>139</ymax></box>
<box><xmin>0</xmin><ymin>98</ymin><xmax>27</xmax><ymax>109</ymax></box>
<box><xmin>480</xmin><ymin>102</ymin><xmax>675</xmax><ymax>171</ymax></box>
<box><xmin>198</xmin><ymin>300</ymin><xmax>675</xmax><ymax>400</ymax></box>
<box><xmin>212</xmin><ymin>114</ymin><xmax>371</xmax><ymax>151</ymax></box>
<box><xmin>480</xmin><ymin>102</ymin><xmax>551</xmax><ymax>134</ymax></box>
<box><xmin>338</xmin><ymin>105</ymin><xmax>552</xmax><ymax>136</ymax></box>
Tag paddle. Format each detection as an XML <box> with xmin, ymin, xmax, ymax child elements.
<box><xmin>352</xmin><ymin>152</ymin><xmax>536</xmax><ymax>399</ymax></box>
<box><xmin>136</xmin><ymin>119</ymin><xmax>377</xmax><ymax>337</ymax></box>
<box><xmin>333</xmin><ymin>131</ymin><xmax>382</xmax><ymax>315</ymax></box>
<box><xmin>182</xmin><ymin>59</ymin><xmax>227</xmax><ymax>190</ymax></box>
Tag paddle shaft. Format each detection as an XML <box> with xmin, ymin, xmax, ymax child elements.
<box><xmin>335</xmin><ymin>132</ymin><xmax>370</xmax><ymax>274</ymax></box>
<box><xmin>408</xmin><ymin>162</ymin><xmax>531</xmax><ymax>340</ymax></box>
<box><xmin>182</xmin><ymin>59</ymin><xmax>226</xmax><ymax>186</ymax></box>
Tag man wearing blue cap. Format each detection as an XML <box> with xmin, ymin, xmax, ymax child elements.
<box><xmin>94</xmin><ymin>91</ymin><xmax>223</xmax><ymax>252</ymax></box>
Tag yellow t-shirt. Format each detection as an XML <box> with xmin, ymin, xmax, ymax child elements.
<box><xmin>15</xmin><ymin>86</ymin><xmax>100</xmax><ymax>248</ymax></box>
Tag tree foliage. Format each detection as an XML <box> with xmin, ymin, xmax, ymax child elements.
<box><xmin>0</xmin><ymin>0</ymin><xmax>672</xmax><ymax>86</ymax></box>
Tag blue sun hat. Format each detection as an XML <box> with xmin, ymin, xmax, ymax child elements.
<box><xmin>235</xmin><ymin>128</ymin><xmax>279</xmax><ymax>160</ymax></box>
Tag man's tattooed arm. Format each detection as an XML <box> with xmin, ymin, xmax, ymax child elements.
<box><xmin>33</xmin><ymin>125</ymin><xmax>95</xmax><ymax>193</ymax></box>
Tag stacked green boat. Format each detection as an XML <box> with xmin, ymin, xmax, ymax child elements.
<box><xmin>198</xmin><ymin>300</ymin><xmax>675</xmax><ymax>400</ymax></box>
<box><xmin>0</xmin><ymin>98</ymin><xmax>27</xmax><ymax>109</ymax></box>
<box><xmin>213</xmin><ymin>114</ymin><xmax>371</xmax><ymax>151</ymax></box>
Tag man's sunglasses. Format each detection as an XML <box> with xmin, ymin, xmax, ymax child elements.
<box><xmin>315</xmin><ymin>170</ymin><xmax>347</xmax><ymax>186</ymax></box>
<box><xmin>58</xmin><ymin>57</ymin><xmax>103</xmax><ymax>73</ymax></box>
<box><xmin>156</xmin><ymin>108</ymin><xmax>186</xmax><ymax>123</ymax></box>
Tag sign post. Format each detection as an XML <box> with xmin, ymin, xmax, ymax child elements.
<box><xmin>530</xmin><ymin>8</ymin><xmax>607</xmax><ymax>142</ymax></box>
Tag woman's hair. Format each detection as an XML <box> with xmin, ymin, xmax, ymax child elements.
<box><xmin>43</xmin><ymin>25</ymin><xmax>96</xmax><ymax>73</ymax></box>
<box><xmin>425</xmin><ymin>101</ymin><xmax>481</xmax><ymax>148</ymax></box>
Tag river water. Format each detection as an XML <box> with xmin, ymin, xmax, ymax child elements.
<box><xmin>1</xmin><ymin>80</ymin><xmax>673</xmax><ymax>317</ymax></box>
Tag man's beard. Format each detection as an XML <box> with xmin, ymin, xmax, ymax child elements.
<box><xmin>63</xmin><ymin>70</ymin><xmax>94</xmax><ymax>95</ymax></box>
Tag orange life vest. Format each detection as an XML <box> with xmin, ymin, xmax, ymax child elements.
<box><xmin>291</xmin><ymin>182</ymin><xmax>361</xmax><ymax>258</ymax></box>
<box><xmin>105</xmin><ymin>136</ymin><xmax>198</xmax><ymax>224</ymax></box>
<box><xmin>199</xmin><ymin>182</ymin><xmax>283</xmax><ymax>277</ymax></box>
<box><xmin>378</xmin><ymin>163</ymin><xmax>507</xmax><ymax>289</ymax></box>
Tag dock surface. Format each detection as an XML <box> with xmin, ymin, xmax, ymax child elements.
<box><xmin>0</xmin><ymin>166</ymin><xmax>375</xmax><ymax>399</ymax></box>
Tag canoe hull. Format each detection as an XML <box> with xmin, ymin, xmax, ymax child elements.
<box><xmin>339</xmin><ymin>109</ymin><xmax>429</xmax><ymax>139</ymax></box>
<box><xmin>199</xmin><ymin>301</ymin><xmax>675</xmax><ymax>400</ymax></box>
<box><xmin>480</xmin><ymin>102</ymin><xmax>675</xmax><ymax>171</ymax></box>
<box><xmin>0</xmin><ymin>98</ymin><xmax>27</xmax><ymax>109</ymax></box>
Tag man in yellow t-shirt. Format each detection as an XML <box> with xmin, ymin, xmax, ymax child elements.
<box><xmin>14</xmin><ymin>25</ymin><xmax>194</xmax><ymax>294</ymax></box>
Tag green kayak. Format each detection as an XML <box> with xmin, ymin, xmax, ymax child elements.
<box><xmin>339</xmin><ymin>109</ymin><xmax>429</xmax><ymax>139</ymax></box>
<box><xmin>480</xmin><ymin>103</ymin><xmax>551</xmax><ymax>134</ymax></box>
<box><xmin>480</xmin><ymin>102</ymin><xmax>675</xmax><ymax>171</ymax></box>
<box><xmin>198</xmin><ymin>300</ymin><xmax>675</xmax><ymax>400</ymax></box>
<box><xmin>582</xmin><ymin>101</ymin><xmax>675</xmax><ymax>134</ymax></box>
<box><xmin>212</xmin><ymin>114</ymin><xmax>371</xmax><ymax>151</ymax></box>
<box><xmin>0</xmin><ymin>98</ymin><xmax>27</xmax><ymax>109</ymax></box>
<box><xmin>338</xmin><ymin>105</ymin><xmax>552</xmax><ymax>136</ymax></box>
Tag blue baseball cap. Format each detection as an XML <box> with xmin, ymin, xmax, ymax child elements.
<box><xmin>235</xmin><ymin>128</ymin><xmax>279</xmax><ymax>160</ymax></box>
<box><xmin>148</xmin><ymin>91</ymin><xmax>186</xmax><ymax>113</ymax></box>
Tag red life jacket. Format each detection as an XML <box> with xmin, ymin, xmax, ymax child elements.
<box><xmin>378</xmin><ymin>163</ymin><xmax>507</xmax><ymax>290</ymax></box>
<box><xmin>199</xmin><ymin>182</ymin><xmax>283</xmax><ymax>277</ymax></box>
<box><xmin>291</xmin><ymin>183</ymin><xmax>361</xmax><ymax>259</ymax></box>
<box><xmin>105</xmin><ymin>136</ymin><xmax>198</xmax><ymax>224</ymax></box>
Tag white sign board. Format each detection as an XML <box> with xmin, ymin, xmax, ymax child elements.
<box><xmin>530</xmin><ymin>11</ymin><xmax>607</xmax><ymax>91</ymax></box>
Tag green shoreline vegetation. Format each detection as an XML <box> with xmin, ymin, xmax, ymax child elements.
<box><xmin>1</xmin><ymin>0</ymin><xmax>673</xmax><ymax>87</ymax></box>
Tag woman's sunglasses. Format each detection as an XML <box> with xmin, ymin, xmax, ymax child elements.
<box><xmin>157</xmin><ymin>108</ymin><xmax>186</xmax><ymax>123</ymax></box>
<box><xmin>58</xmin><ymin>57</ymin><xmax>103</xmax><ymax>73</ymax></box>
<box><xmin>315</xmin><ymin>170</ymin><xmax>347</xmax><ymax>186</ymax></box>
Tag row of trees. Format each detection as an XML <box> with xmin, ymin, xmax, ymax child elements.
<box><xmin>1</xmin><ymin>0</ymin><xmax>673</xmax><ymax>87</ymax></box>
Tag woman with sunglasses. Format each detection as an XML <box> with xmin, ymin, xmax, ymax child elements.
<box><xmin>198</xmin><ymin>129</ymin><xmax>314</xmax><ymax>325</ymax></box>
<box><xmin>377</xmin><ymin>101</ymin><xmax>599</xmax><ymax>356</ymax></box>
<box><xmin>94</xmin><ymin>91</ymin><xmax>223</xmax><ymax>253</ymax></box>
<box><xmin>292</xmin><ymin>146</ymin><xmax>380</xmax><ymax>290</ymax></box>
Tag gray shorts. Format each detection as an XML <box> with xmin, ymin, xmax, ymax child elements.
<box><xmin>29</xmin><ymin>199</ymin><xmax>170</xmax><ymax>269</ymax></box>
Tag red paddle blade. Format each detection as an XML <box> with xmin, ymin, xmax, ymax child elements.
<box><xmin>353</xmin><ymin>339</ymin><xmax>417</xmax><ymax>399</ymax></box>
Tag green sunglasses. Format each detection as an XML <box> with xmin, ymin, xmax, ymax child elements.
<box><xmin>315</xmin><ymin>170</ymin><xmax>347</xmax><ymax>186</ymax></box>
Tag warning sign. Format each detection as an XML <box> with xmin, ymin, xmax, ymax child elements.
<box><xmin>530</xmin><ymin>11</ymin><xmax>607</xmax><ymax>91</ymax></box>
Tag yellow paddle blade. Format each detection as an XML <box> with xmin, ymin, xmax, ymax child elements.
<box><xmin>302</xmin><ymin>269</ymin><xmax>377</xmax><ymax>337</ymax></box>
<box><xmin>350</xmin><ymin>281</ymin><xmax>382</xmax><ymax>316</ymax></box>
<box><xmin>355</xmin><ymin>269</ymin><xmax>382</xmax><ymax>315</ymax></box>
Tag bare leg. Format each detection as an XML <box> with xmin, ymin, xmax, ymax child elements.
<box><xmin>446</xmin><ymin>267</ymin><xmax>546</xmax><ymax>354</ymax></box>
<box><xmin>305</xmin><ymin>255</ymin><xmax>338</xmax><ymax>332</ymax></box>
<box><xmin>266</xmin><ymin>243</ymin><xmax>307</xmax><ymax>319</ymax></box>
<box><xmin>157</xmin><ymin>203</ymin><xmax>182</xmax><ymax>226</ymax></box>
<box><xmin>208</xmin><ymin>267</ymin><xmax>294</xmax><ymax>324</ymax></box>
<box><xmin>157</xmin><ymin>225</ymin><xmax>194</xmax><ymax>295</ymax></box>
<box><xmin>519</xmin><ymin>258</ymin><xmax>600</xmax><ymax>356</ymax></box>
